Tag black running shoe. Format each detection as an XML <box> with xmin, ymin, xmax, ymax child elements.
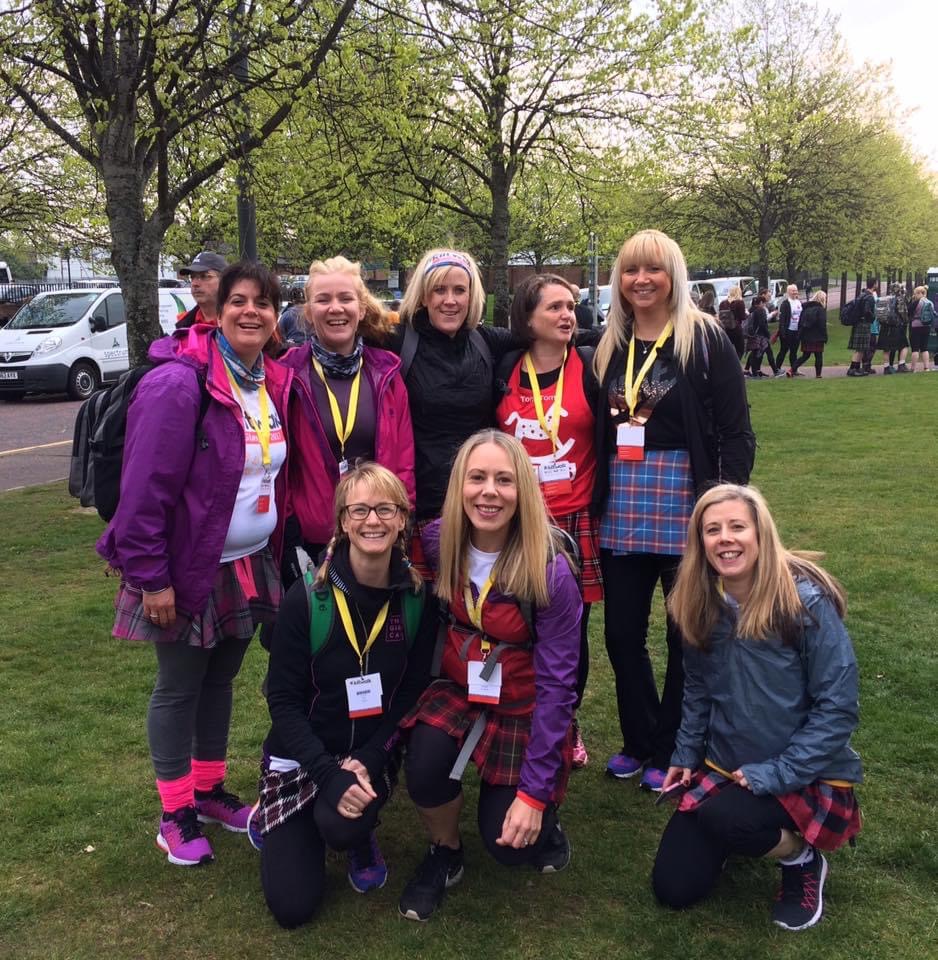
<box><xmin>398</xmin><ymin>843</ymin><xmax>464</xmax><ymax>922</ymax></box>
<box><xmin>772</xmin><ymin>849</ymin><xmax>828</xmax><ymax>931</ymax></box>
<box><xmin>532</xmin><ymin>822</ymin><xmax>571</xmax><ymax>874</ymax></box>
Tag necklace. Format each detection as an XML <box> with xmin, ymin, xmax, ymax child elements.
<box><xmin>634</xmin><ymin>337</ymin><xmax>653</xmax><ymax>358</ymax></box>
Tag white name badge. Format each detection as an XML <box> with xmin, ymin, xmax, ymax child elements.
<box><xmin>467</xmin><ymin>660</ymin><xmax>502</xmax><ymax>705</ymax></box>
<box><xmin>345</xmin><ymin>672</ymin><xmax>383</xmax><ymax>718</ymax></box>
<box><xmin>338</xmin><ymin>458</ymin><xmax>350</xmax><ymax>476</ymax></box>
<box><xmin>538</xmin><ymin>460</ymin><xmax>572</xmax><ymax>483</ymax></box>
<box><xmin>616</xmin><ymin>422</ymin><xmax>645</xmax><ymax>462</ymax></box>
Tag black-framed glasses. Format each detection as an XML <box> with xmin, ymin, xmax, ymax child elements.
<box><xmin>344</xmin><ymin>502</ymin><xmax>401</xmax><ymax>521</ymax></box>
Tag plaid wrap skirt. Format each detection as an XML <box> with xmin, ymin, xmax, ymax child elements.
<box><xmin>599</xmin><ymin>449</ymin><xmax>694</xmax><ymax>557</ymax></box>
<box><xmin>401</xmin><ymin>679</ymin><xmax>573</xmax><ymax>804</ymax></box>
<box><xmin>677</xmin><ymin>768</ymin><xmax>861</xmax><ymax>852</ymax></box>
<box><xmin>551</xmin><ymin>507</ymin><xmax>603</xmax><ymax>603</ymax></box>
<box><xmin>253</xmin><ymin>750</ymin><xmax>400</xmax><ymax>836</ymax></box>
<box><xmin>112</xmin><ymin>547</ymin><xmax>281</xmax><ymax>649</ymax></box>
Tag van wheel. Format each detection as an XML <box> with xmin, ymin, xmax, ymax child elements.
<box><xmin>68</xmin><ymin>362</ymin><xmax>100</xmax><ymax>401</ymax></box>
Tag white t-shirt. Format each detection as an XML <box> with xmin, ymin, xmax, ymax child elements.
<box><xmin>467</xmin><ymin>543</ymin><xmax>500</xmax><ymax>591</ymax></box>
<box><xmin>221</xmin><ymin>385</ymin><xmax>287</xmax><ymax>563</ymax></box>
<box><xmin>787</xmin><ymin>297</ymin><xmax>803</xmax><ymax>331</ymax></box>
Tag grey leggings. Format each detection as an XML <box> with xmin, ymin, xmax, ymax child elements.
<box><xmin>147</xmin><ymin>636</ymin><xmax>252</xmax><ymax>780</ymax></box>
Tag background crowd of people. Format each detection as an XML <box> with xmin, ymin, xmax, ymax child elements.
<box><xmin>96</xmin><ymin>230</ymin><xmax>863</xmax><ymax>935</ymax></box>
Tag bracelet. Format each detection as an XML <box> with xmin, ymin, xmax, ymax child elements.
<box><xmin>142</xmin><ymin>586</ymin><xmax>171</xmax><ymax>596</ymax></box>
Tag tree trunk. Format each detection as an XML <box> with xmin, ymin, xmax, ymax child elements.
<box><xmin>854</xmin><ymin>272</ymin><xmax>862</xmax><ymax>300</ymax></box>
<box><xmin>757</xmin><ymin>233</ymin><xmax>770</xmax><ymax>291</ymax></box>
<box><xmin>840</xmin><ymin>271</ymin><xmax>848</xmax><ymax>304</ymax></box>
<box><xmin>103</xmin><ymin>164</ymin><xmax>168</xmax><ymax>368</ymax></box>
<box><xmin>489</xmin><ymin>163</ymin><xmax>511</xmax><ymax>327</ymax></box>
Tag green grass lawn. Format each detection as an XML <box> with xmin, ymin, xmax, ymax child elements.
<box><xmin>2</xmin><ymin>376</ymin><xmax>937</xmax><ymax>960</ymax></box>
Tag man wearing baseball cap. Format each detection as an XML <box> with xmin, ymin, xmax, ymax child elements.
<box><xmin>176</xmin><ymin>251</ymin><xmax>228</xmax><ymax>327</ymax></box>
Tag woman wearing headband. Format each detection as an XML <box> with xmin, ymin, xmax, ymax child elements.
<box><xmin>389</xmin><ymin>249</ymin><xmax>516</xmax><ymax>573</ymax></box>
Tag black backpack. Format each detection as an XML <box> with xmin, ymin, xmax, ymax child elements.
<box><xmin>717</xmin><ymin>302</ymin><xmax>737</xmax><ymax>330</ymax></box>
<box><xmin>839</xmin><ymin>299</ymin><xmax>859</xmax><ymax>326</ymax></box>
<box><xmin>68</xmin><ymin>364</ymin><xmax>209</xmax><ymax>522</ymax></box>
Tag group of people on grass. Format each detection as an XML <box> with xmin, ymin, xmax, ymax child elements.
<box><xmin>97</xmin><ymin>229</ymin><xmax>862</xmax><ymax>934</ymax></box>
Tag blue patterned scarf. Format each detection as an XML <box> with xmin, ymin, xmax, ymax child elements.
<box><xmin>215</xmin><ymin>331</ymin><xmax>265</xmax><ymax>389</ymax></box>
<box><xmin>310</xmin><ymin>334</ymin><xmax>363</xmax><ymax>379</ymax></box>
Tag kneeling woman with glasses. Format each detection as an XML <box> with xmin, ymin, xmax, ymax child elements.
<box><xmin>254</xmin><ymin>464</ymin><xmax>435</xmax><ymax>928</ymax></box>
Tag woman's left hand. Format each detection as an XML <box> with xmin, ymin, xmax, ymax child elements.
<box><xmin>495</xmin><ymin>797</ymin><xmax>543</xmax><ymax>849</ymax></box>
<box><xmin>732</xmin><ymin>768</ymin><xmax>751</xmax><ymax>790</ymax></box>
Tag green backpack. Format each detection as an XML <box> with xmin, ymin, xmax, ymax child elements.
<box><xmin>303</xmin><ymin>570</ymin><xmax>424</xmax><ymax>656</ymax></box>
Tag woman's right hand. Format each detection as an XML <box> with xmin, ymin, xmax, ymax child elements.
<box><xmin>336</xmin><ymin>758</ymin><xmax>377</xmax><ymax>818</ymax></box>
<box><xmin>662</xmin><ymin>766</ymin><xmax>691</xmax><ymax>791</ymax></box>
<box><xmin>143</xmin><ymin>585</ymin><xmax>176</xmax><ymax>629</ymax></box>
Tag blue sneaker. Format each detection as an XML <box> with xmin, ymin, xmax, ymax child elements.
<box><xmin>606</xmin><ymin>753</ymin><xmax>643</xmax><ymax>779</ymax></box>
<box><xmin>246</xmin><ymin>800</ymin><xmax>263</xmax><ymax>851</ymax></box>
<box><xmin>347</xmin><ymin>832</ymin><xmax>388</xmax><ymax>894</ymax></box>
<box><xmin>639</xmin><ymin>766</ymin><xmax>667</xmax><ymax>792</ymax></box>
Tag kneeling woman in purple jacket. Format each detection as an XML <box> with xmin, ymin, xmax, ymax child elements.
<box><xmin>97</xmin><ymin>261</ymin><xmax>292</xmax><ymax>868</ymax></box>
<box><xmin>397</xmin><ymin>430</ymin><xmax>581</xmax><ymax>923</ymax></box>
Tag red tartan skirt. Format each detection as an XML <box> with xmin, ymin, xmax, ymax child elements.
<box><xmin>678</xmin><ymin>768</ymin><xmax>861</xmax><ymax>851</ymax></box>
<box><xmin>401</xmin><ymin>679</ymin><xmax>573</xmax><ymax>804</ymax></box>
<box><xmin>409</xmin><ymin>517</ymin><xmax>437</xmax><ymax>582</ymax></box>
<box><xmin>550</xmin><ymin>507</ymin><xmax>603</xmax><ymax>603</ymax></box>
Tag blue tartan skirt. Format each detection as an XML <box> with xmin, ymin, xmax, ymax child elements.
<box><xmin>599</xmin><ymin>449</ymin><xmax>694</xmax><ymax>556</ymax></box>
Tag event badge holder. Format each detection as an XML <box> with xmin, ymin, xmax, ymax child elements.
<box><xmin>224</xmin><ymin>365</ymin><xmax>273</xmax><ymax>513</ymax></box>
<box><xmin>334</xmin><ymin>586</ymin><xmax>388</xmax><ymax>718</ymax></box>
<box><xmin>464</xmin><ymin>573</ymin><xmax>503</xmax><ymax>705</ymax></box>
<box><xmin>525</xmin><ymin>350</ymin><xmax>573</xmax><ymax>496</ymax></box>
<box><xmin>612</xmin><ymin>322</ymin><xmax>673</xmax><ymax>462</ymax></box>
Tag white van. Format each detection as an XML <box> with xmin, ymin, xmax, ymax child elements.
<box><xmin>0</xmin><ymin>287</ymin><xmax>194</xmax><ymax>400</ymax></box>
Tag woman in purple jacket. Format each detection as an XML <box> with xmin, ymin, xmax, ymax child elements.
<box><xmin>397</xmin><ymin>431</ymin><xmax>581</xmax><ymax>922</ymax></box>
<box><xmin>97</xmin><ymin>261</ymin><xmax>292</xmax><ymax>867</ymax></box>
<box><xmin>276</xmin><ymin>257</ymin><xmax>415</xmax><ymax>587</ymax></box>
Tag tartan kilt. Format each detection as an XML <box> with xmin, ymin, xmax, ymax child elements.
<box><xmin>401</xmin><ymin>679</ymin><xmax>573</xmax><ymax>804</ymax></box>
<box><xmin>746</xmin><ymin>334</ymin><xmax>769</xmax><ymax>353</ymax></box>
<box><xmin>253</xmin><ymin>749</ymin><xmax>400</xmax><ymax>837</ymax></box>
<box><xmin>877</xmin><ymin>323</ymin><xmax>907</xmax><ymax>351</ymax></box>
<box><xmin>848</xmin><ymin>323</ymin><xmax>872</xmax><ymax>352</ymax></box>
<box><xmin>678</xmin><ymin>769</ymin><xmax>861</xmax><ymax>852</ymax></box>
<box><xmin>111</xmin><ymin>547</ymin><xmax>281</xmax><ymax>649</ymax></box>
<box><xmin>551</xmin><ymin>507</ymin><xmax>603</xmax><ymax>603</ymax></box>
<box><xmin>409</xmin><ymin>517</ymin><xmax>437</xmax><ymax>582</ymax></box>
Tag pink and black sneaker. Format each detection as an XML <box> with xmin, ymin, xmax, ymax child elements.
<box><xmin>157</xmin><ymin>806</ymin><xmax>214</xmax><ymax>866</ymax></box>
<box><xmin>194</xmin><ymin>782</ymin><xmax>252</xmax><ymax>833</ymax></box>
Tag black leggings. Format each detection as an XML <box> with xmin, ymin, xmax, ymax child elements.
<box><xmin>746</xmin><ymin>345</ymin><xmax>778</xmax><ymax>375</ymax></box>
<box><xmin>652</xmin><ymin>784</ymin><xmax>796</xmax><ymax>909</ymax></box>
<box><xmin>405</xmin><ymin>722</ymin><xmax>558</xmax><ymax>867</ymax></box>
<box><xmin>776</xmin><ymin>330</ymin><xmax>800</xmax><ymax>368</ymax></box>
<box><xmin>575</xmin><ymin>603</ymin><xmax>591</xmax><ymax>710</ymax></box>
<box><xmin>261</xmin><ymin>777</ymin><xmax>390</xmax><ymax>928</ymax></box>
<box><xmin>600</xmin><ymin>551</ymin><xmax>683</xmax><ymax>769</ymax></box>
<box><xmin>791</xmin><ymin>349</ymin><xmax>823</xmax><ymax>376</ymax></box>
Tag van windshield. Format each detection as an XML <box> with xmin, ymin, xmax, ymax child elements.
<box><xmin>7</xmin><ymin>292</ymin><xmax>100</xmax><ymax>330</ymax></box>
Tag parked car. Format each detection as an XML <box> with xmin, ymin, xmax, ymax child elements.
<box><xmin>704</xmin><ymin>276</ymin><xmax>758</xmax><ymax>309</ymax></box>
<box><xmin>765</xmin><ymin>278</ymin><xmax>789</xmax><ymax>312</ymax></box>
<box><xmin>579</xmin><ymin>284</ymin><xmax>612</xmax><ymax>321</ymax></box>
<box><xmin>688</xmin><ymin>280</ymin><xmax>717</xmax><ymax>304</ymax></box>
<box><xmin>0</xmin><ymin>287</ymin><xmax>194</xmax><ymax>401</ymax></box>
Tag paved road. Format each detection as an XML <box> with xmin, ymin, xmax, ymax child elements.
<box><xmin>0</xmin><ymin>395</ymin><xmax>81</xmax><ymax>492</ymax></box>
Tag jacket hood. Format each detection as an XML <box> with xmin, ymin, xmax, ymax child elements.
<box><xmin>147</xmin><ymin>324</ymin><xmax>215</xmax><ymax>371</ymax></box>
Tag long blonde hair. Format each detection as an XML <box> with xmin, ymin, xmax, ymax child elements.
<box><xmin>305</xmin><ymin>256</ymin><xmax>392</xmax><ymax>343</ymax></box>
<box><xmin>594</xmin><ymin>229</ymin><xmax>718</xmax><ymax>384</ymax></box>
<box><xmin>436</xmin><ymin>430</ymin><xmax>554</xmax><ymax>606</ymax></box>
<box><xmin>314</xmin><ymin>462</ymin><xmax>422</xmax><ymax>592</ymax></box>
<box><xmin>668</xmin><ymin>484</ymin><xmax>846</xmax><ymax>649</ymax></box>
<box><xmin>399</xmin><ymin>248</ymin><xmax>486</xmax><ymax>330</ymax></box>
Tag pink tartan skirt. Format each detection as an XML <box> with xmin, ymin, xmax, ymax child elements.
<box><xmin>678</xmin><ymin>768</ymin><xmax>861</xmax><ymax>851</ymax></box>
<box><xmin>112</xmin><ymin>547</ymin><xmax>281</xmax><ymax>650</ymax></box>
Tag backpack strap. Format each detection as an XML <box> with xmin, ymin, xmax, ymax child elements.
<box><xmin>305</xmin><ymin>570</ymin><xmax>336</xmax><ymax>657</ymax></box>
<box><xmin>399</xmin><ymin>323</ymin><xmax>419</xmax><ymax>381</ymax></box>
<box><xmin>399</xmin><ymin>587</ymin><xmax>425</xmax><ymax>650</ymax></box>
<box><xmin>468</xmin><ymin>326</ymin><xmax>494</xmax><ymax>371</ymax></box>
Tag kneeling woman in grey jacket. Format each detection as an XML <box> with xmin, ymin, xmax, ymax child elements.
<box><xmin>653</xmin><ymin>484</ymin><xmax>862</xmax><ymax>933</ymax></box>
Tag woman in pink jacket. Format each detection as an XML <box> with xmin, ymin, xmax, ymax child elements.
<box><xmin>277</xmin><ymin>257</ymin><xmax>415</xmax><ymax>585</ymax></box>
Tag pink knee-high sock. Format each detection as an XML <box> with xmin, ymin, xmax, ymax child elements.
<box><xmin>191</xmin><ymin>759</ymin><xmax>227</xmax><ymax>793</ymax></box>
<box><xmin>156</xmin><ymin>773</ymin><xmax>195</xmax><ymax>814</ymax></box>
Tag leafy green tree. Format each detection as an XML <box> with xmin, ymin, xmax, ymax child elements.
<box><xmin>0</xmin><ymin>0</ymin><xmax>357</xmax><ymax>364</ymax></box>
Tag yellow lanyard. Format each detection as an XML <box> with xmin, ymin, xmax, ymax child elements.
<box><xmin>524</xmin><ymin>349</ymin><xmax>566</xmax><ymax>454</ymax></box>
<box><xmin>464</xmin><ymin>573</ymin><xmax>496</xmax><ymax>653</ymax></box>
<box><xmin>333</xmin><ymin>587</ymin><xmax>389</xmax><ymax>675</ymax></box>
<box><xmin>623</xmin><ymin>322</ymin><xmax>673</xmax><ymax>417</ymax></box>
<box><xmin>312</xmin><ymin>358</ymin><xmax>361</xmax><ymax>459</ymax></box>
<box><xmin>224</xmin><ymin>366</ymin><xmax>271</xmax><ymax>470</ymax></box>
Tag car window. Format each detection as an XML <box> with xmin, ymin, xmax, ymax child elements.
<box><xmin>6</xmin><ymin>292</ymin><xmax>100</xmax><ymax>330</ymax></box>
<box><xmin>105</xmin><ymin>293</ymin><xmax>126</xmax><ymax>328</ymax></box>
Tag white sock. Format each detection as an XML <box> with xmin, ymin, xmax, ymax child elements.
<box><xmin>779</xmin><ymin>843</ymin><xmax>815</xmax><ymax>867</ymax></box>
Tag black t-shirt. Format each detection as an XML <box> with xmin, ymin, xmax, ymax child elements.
<box><xmin>605</xmin><ymin>335</ymin><xmax>686</xmax><ymax>449</ymax></box>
